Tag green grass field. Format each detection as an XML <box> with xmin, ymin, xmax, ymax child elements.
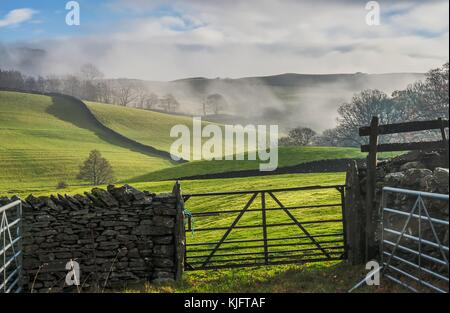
<box><xmin>128</xmin><ymin>262</ymin><xmax>400</xmax><ymax>293</ymax></box>
<box><xmin>8</xmin><ymin>171</ymin><xmax>402</xmax><ymax>293</ymax></box>
<box><xmin>85</xmin><ymin>101</ymin><xmax>373</xmax><ymax>182</ymax></box>
<box><xmin>1</xmin><ymin>91</ymin><xmax>374</xmax><ymax>195</ymax></box>
<box><xmin>128</xmin><ymin>146</ymin><xmax>367</xmax><ymax>182</ymax></box>
<box><xmin>14</xmin><ymin>171</ymin><xmax>348</xmax><ymax>276</ymax></box>
<box><xmin>86</xmin><ymin>101</ymin><xmax>218</xmax><ymax>160</ymax></box>
<box><xmin>0</xmin><ymin>91</ymin><xmax>405</xmax><ymax>293</ymax></box>
<box><xmin>0</xmin><ymin>91</ymin><xmax>173</xmax><ymax>194</ymax></box>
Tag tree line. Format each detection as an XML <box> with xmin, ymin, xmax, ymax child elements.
<box><xmin>281</xmin><ymin>63</ymin><xmax>449</xmax><ymax>147</ymax></box>
<box><xmin>0</xmin><ymin>63</ymin><xmax>182</xmax><ymax>112</ymax></box>
<box><xmin>0</xmin><ymin>63</ymin><xmax>230</xmax><ymax>115</ymax></box>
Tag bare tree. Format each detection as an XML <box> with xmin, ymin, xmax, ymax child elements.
<box><xmin>393</xmin><ymin>63</ymin><xmax>449</xmax><ymax>121</ymax></box>
<box><xmin>135</xmin><ymin>86</ymin><xmax>158</xmax><ymax>109</ymax></box>
<box><xmin>62</xmin><ymin>75</ymin><xmax>81</xmax><ymax>97</ymax></box>
<box><xmin>114</xmin><ymin>84</ymin><xmax>136</xmax><ymax>106</ymax></box>
<box><xmin>44</xmin><ymin>75</ymin><xmax>62</xmax><ymax>93</ymax></box>
<box><xmin>24</xmin><ymin>76</ymin><xmax>37</xmax><ymax>91</ymax></box>
<box><xmin>145</xmin><ymin>93</ymin><xmax>159</xmax><ymax>109</ymax></box>
<box><xmin>204</xmin><ymin>93</ymin><xmax>228</xmax><ymax>115</ymax></box>
<box><xmin>80</xmin><ymin>63</ymin><xmax>104</xmax><ymax>81</ymax></box>
<box><xmin>334</xmin><ymin>89</ymin><xmax>396</xmax><ymax>146</ymax></box>
<box><xmin>97</xmin><ymin>80</ymin><xmax>114</xmax><ymax>103</ymax></box>
<box><xmin>159</xmin><ymin>93</ymin><xmax>180</xmax><ymax>112</ymax></box>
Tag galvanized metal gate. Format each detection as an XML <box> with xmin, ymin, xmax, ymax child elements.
<box><xmin>0</xmin><ymin>200</ymin><xmax>23</xmax><ymax>293</ymax></box>
<box><xmin>381</xmin><ymin>187</ymin><xmax>449</xmax><ymax>293</ymax></box>
<box><xmin>182</xmin><ymin>185</ymin><xmax>347</xmax><ymax>270</ymax></box>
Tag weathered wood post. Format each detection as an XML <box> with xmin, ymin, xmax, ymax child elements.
<box><xmin>438</xmin><ymin>118</ymin><xmax>449</xmax><ymax>168</ymax></box>
<box><xmin>365</xmin><ymin>116</ymin><xmax>379</xmax><ymax>261</ymax></box>
<box><xmin>344</xmin><ymin>160</ymin><xmax>365</xmax><ymax>264</ymax></box>
<box><xmin>172</xmin><ymin>180</ymin><xmax>186</xmax><ymax>282</ymax></box>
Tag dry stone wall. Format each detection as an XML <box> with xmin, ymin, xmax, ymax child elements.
<box><xmin>0</xmin><ymin>184</ymin><xmax>181</xmax><ymax>293</ymax></box>
<box><xmin>353</xmin><ymin>150</ymin><xmax>449</xmax><ymax>262</ymax></box>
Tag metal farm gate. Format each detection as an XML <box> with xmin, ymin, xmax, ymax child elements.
<box><xmin>181</xmin><ymin>185</ymin><xmax>348</xmax><ymax>270</ymax></box>
<box><xmin>0</xmin><ymin>200</ymin><xmax>23</xmax><ymax>293</ymax></box>
<box><xmin>381</xmin><ymin>187</ymin><xmax>449</xmax><ymax>293</ymax></box>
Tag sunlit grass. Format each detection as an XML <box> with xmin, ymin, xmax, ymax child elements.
<box><xmin>0</xmin><ymin>91</ymin><xmax>173</xmax><ymax>194</ymax></box>
<box><xmin>124</xmin><ymin>261</ymin><xmax>403</xmax><ymax>293</ymax></box>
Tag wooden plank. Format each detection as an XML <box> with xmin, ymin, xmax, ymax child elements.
<box><xmin>337</xmin><ymin>186</ymin><xmax>348</xmax><ymax>260</ymax></box>
<box><xmin>359</xmin><ymin>119</ymin><xmax>449</xmax><ymax>137</ymax></box>
<box><xmin>361</xmin><ymin>140</ymin><xmax>448</xmax><ymax>152</ymax></box>
<box><xmin>365</xmin><ymin>116</ymin><xmax>378</xmax><ymax>262</ymax></box>
<box><xmin>439</xmin><ymin>118</ymin><xmax>449</xmax><ymax>167</ymax></box>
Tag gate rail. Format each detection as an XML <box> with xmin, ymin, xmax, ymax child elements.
<box><xmin>0</xmin><ymin>200</ymin><xmax>23</xmax><ymax>293</ymax></box>
<box><xmin>182</xmin><ymin>185</ymin><xmax>347</xmax><ymax>270</ymax></box>
<box><xmin>381</xmin><ymin>187</ymin><xmax>449</xmax><ymax>293</ymax></box>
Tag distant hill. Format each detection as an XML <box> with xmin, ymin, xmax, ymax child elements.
<box><xmin>142</xmin><ymin>72</ymin><xmax>425</xmax><ymax>132</ymax></box>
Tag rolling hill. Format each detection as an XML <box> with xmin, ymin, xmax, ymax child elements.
<box><xmin>85</xmin><ymin>100</ymin><xmax>219</xmax><ymax>160</ymax></box>
<box><xmin>1</xmin><ymin>91</ymin><xmax>374</xmax><ymax>195</ymax></box>
<box><xmin>0</xmin><ymin>91</ymin><xmax>173</xmax><ymax>193</ymax></box>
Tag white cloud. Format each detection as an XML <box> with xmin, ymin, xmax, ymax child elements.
<box><xmin>3</xmin><ymin>1</ymin><xmax>449</xmax><ymax>80</ymax></box>
<box><xmin>0</xmin><ymin>8</ymin><xmax>36</xmax><ymax>28</ymax></box>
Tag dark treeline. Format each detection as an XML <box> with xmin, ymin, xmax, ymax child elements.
<box><xmin>0</xmin><ymin>63</ymin><xmax>181</xmax><ymax>113</ymax></box>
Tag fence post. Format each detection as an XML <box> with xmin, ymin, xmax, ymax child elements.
<box><xmin>337</xmin><ymin>186</ymin><xmax>348</xmax><ymax>260</ymax></box>
<box><xmin>438</xmin><ymin>118</ymin><xmax>449</xmax><ymax>167</ymax></box>
<box><xmin>172</xmin><ymin>180</ymin><xmax>185</xmax><ymax>282</ymax></box>
<box><xmin>345</xmin><ymin>160</ymin><xmax>365</xmax><ymax>264</ymax></box>
<box><xmin>365</xmin><ymin>116</ymin><xmax>379</xmax><ymax>261</ymax></box>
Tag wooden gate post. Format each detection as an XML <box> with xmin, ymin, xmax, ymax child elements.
<box><xmin>365</xmin><ymin>116</ymin><xmax>379</xmax><ymax>261</ymax></box>
<box><xmin>345</xmin><ymin>160</ymin><xmax>365</xmax><ymax>264</ymax></box>
<box><xmin>172</xmin><ymin>180</ymin><xmax>186</xmax><ymax>282</ymax></box>
<box><xmin>438</xmin><ymin>118</ymin><xmax>449</xmax><ymax>167</ymax></box>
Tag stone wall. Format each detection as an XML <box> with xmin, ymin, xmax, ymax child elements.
<box><xmin>0</xmin><ymin>184</ymin><xmax>182</xmax><ymax>293</ymax></box>
<box><xmin>348</xmin><ymin>149</ymin><xmax>449</xmax><ymax>263</ymax></box>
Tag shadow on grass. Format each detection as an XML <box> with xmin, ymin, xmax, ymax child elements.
<box><xmin>46</xmin><ymin>94</ymin><xmax>181</xmax><ymax>164</ymax></box>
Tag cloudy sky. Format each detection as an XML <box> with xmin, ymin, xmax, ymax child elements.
<box><xmin>0</xmin><ymin>0</ymin><xmax>448</xmax><ymax>80</ymax></box>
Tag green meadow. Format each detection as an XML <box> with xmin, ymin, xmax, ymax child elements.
<box><xmin>0</xmin><ymin>91</ymin><xmax>173</xmax><ymax>194</ymax></box>
<box><xmin>0</xmin><ymin>91</ymin><xmax>404</xmax><ymax>293</ymax></box>
<box><xmin>1</xmin><ymin>91</ymin><xmax>370</xmax><ymax>194</ymax></box>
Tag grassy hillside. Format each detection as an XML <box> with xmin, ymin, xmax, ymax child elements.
<box><xmin>86</xmin><ymin>101</ymin><xmax>217</xmax><ymax>160</ymax></box>
<box><xmin>0</xmin><ymin>91</ymin><xmax>173</xmax><ymax>193</ymax></box>
<box><xmin>128</xmin><ymin>146</ymin><xmax>366</xmax><ymax>182</ymax></box>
